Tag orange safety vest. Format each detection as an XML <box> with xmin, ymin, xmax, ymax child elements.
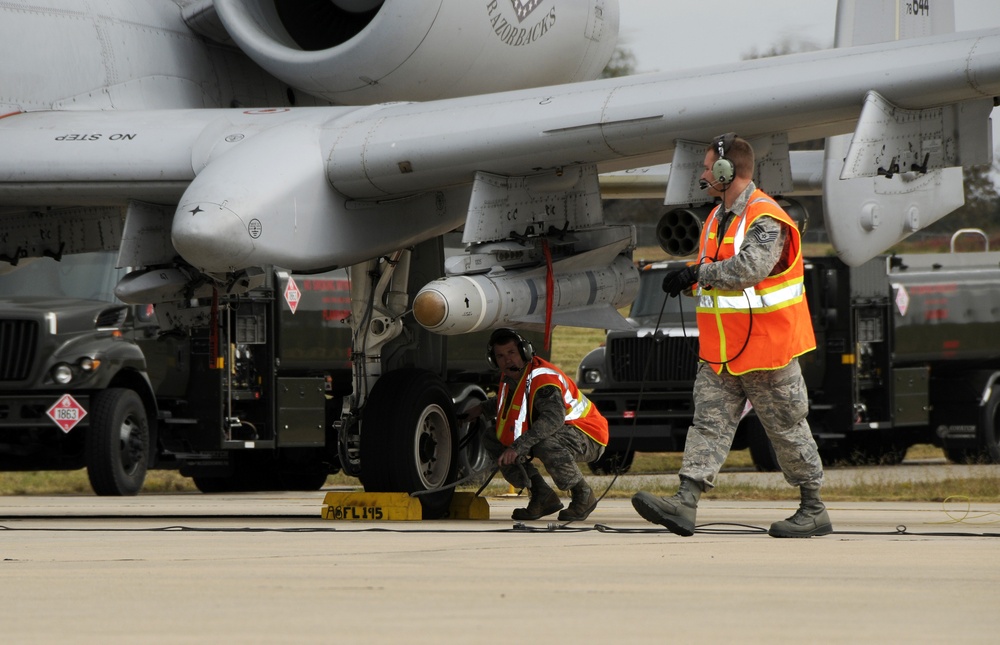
<box><xmin>695</xmin><ymin>189</ymin><xmax>816</xmax><ymax>375</ymax></box>
<box><xmin>495</xmin><ymin>356</ymin><xmax>608</xmax><ymax>448</ymax></box>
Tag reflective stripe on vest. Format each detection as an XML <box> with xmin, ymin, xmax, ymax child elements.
<box><xmin>697</xmin><ymin>279</ymin><xmax>805</xmax><ymax>312</ymax></box>
<box><xmin>496</xmin><ymin>357</ymin><xmax>608</xmax><ymax>447</ymax></box>
<box><xmin>694</xmin><ymin>191</ymin><xmax>815</xmax><ymax>374</ymax></box>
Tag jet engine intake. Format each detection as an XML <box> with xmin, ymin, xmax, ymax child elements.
<box><xmin>214</xmin><ymin>0</ymin><xmax>618</xmax><ymax>104</ymax></box>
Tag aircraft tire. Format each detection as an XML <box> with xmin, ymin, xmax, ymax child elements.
<box><xmin>361</xmin><ymin>369</ymin><xmax>458</xmax><ymax>518</ymax></box>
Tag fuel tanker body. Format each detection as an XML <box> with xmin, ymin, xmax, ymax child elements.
<box><xmin>799</xmin><ymin>247</ymin><xmax>1000</xmax><ymax>467</ymax></box>
<box><xmin>881</xmin><ymin>248</ymin><xmax>1000</xmax><ymax>463</ymax></box>
<box><xmin>889</xmin><ymin>253</ymin><xmax>1000</xmax><ymax>366</ymax></box>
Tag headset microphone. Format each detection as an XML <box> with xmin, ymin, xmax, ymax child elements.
<box><xmin>699</xmin><ymin>178</ymin><xmax>719</xmax><ymax>190</ymax></box>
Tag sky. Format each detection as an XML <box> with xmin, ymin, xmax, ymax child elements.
<box><xmin>617</xmin><ymin>0</ymin><xmax>1000</xmax><ymax>74</ymax></box>
<box><xmin>615</xmin><ymin>0</ymin><xmax>1000</xmax><ymax>174</ymax></box>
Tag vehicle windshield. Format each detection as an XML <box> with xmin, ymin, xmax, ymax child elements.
<box><xmin>0</xmin><ymin>251</ymin><xmax>124</xmax><ymax>303</ymax></box>
<box><xmin>630</xmin><ymin>268</ymin><xmax>697</xmax><ymax>324</ymax></box>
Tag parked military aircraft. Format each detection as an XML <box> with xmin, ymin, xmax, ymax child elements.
<box><xmin>0</xmin><ymin>0</ymin><xmax>997</xmax><ymax>494</ymax></box>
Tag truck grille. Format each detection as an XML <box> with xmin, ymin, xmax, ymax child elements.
<box><xmin>0</xmin><ymin>320</ymin><xmax>39</xmax><ymax>381</ymax></box>
<box><xmin>608</xmin><ymin>335</ymin><xmax>698</xmax><ymax>383</ymax></box>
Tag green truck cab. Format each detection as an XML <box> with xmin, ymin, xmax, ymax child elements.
<box><xmin>0</xmin><ymin>249</ymin><xmax>522</xmax><ymax>497</ymax></box>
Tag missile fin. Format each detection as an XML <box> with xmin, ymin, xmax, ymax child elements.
<box><xmin>549</xmin><ymin>237</ymin><xmax>632</xmax><ymax>273</ymax></box>
<box><xmin>512</xmin><ymin>303</ymin><xmax>633</xmax><ymax>331</ymax></box>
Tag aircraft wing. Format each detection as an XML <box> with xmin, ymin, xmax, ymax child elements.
<box><xmin>3</xmin><ymin>25</ymin><xmax>999</xmax><ymax>274</ymax></box>
<box><xmin>598</xmin><ymin>151</ymin><xmax>825</xmax><ymax>200</ymax></box>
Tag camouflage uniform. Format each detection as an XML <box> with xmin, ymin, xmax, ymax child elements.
<box><xmin>481</xmin><ymin>383</ymin><xmax>605</xmax><ymax>491</ymax></box>
<box><xmin>683</xmin><ymin>359</ymin><xmax>823</xmax><ymax>489</ymax></box>
<box><xmin>684</xmin><ymin>181</ymin><xmax>825</xmax><ymax>490</ymax></box>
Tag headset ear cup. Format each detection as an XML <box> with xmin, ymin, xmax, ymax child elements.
<box><xmin>487</xmin><ymin>327</ymin><xmax>532</xmax><ymax>368</ymax></box>
<box><xmin>519</xmin><ymin>338</ymin><xmax>534</xmax><ymax>362</ymax></box>
<box><xmin>712</xmin><ymin>157</ymin><xmax>735</xmax><ymax>184</ymax></box>
<box><xmin>711</xmin><ymin>132</ymin><xmax>738</xmax><ymax>185</ymax></box>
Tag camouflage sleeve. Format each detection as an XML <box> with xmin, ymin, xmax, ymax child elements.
<box><xmin>511</xmin><ymin>384</ymin><xmax>566</xmax><ymax>457</ymax></box>
<box><xmin>698</xmin><ymin>216</ymin><xmax>786</xmax><ymax>291</ymax></box>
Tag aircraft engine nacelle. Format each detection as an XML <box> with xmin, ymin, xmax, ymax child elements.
<box><xmin>213</xmin><ymin>0</ymin><xmax>619</xmax><ymax>105</ymax></box>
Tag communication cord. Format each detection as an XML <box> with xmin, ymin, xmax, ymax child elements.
<box><xmin>2</xmin><ymin>522</ymin><xmax>996</xmax><ymax>537</ymax></box>
<box><xmin>545</xmin><ymin>287</ymin><xmax>679</xmax><ymax>529</ymax></box>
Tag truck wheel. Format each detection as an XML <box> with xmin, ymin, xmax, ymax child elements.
<box><xmin>86</xmin><ymin>388</ymin><xmax>149</xmax><ymax>496</ymax></box>
<box><xmin>845</xmin><ymin>437</ymin><xmax>908</xmax><ymax>466</ymax></box>
<box><xmin>744</xmin><ymin>416</ymin><xmax>780</xmax><ymax>472</ymax></box>
<box><xmin>588</xmin><ymin>450</ymin><xmax>634</xmax><ymax>476</ymax></box>
<box><xmin>361</xmin><ymin>369</ymin><xmax>457</xmax><ymax>518</ymax></box>
<box><xmin>941</xmin><ymin>438</ymin><xmax>981</xmax><ymax>464</ymax></box>
<box><xmin>977</xmin><ymin>385</ymin><xmax>1000</xmax><ymax>463</ymax></box>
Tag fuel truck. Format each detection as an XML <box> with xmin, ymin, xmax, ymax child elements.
<box><xmin>578</xmin><ymin>229</ymin><xmax>1000</xmax><ymax>472</ymax></box>
<box><xmin>0</xmin><ymin>239</ymin><xmax>518</xmax><ymax>501</ymax></box>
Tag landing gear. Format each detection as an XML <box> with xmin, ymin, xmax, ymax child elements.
<box><xmin>360</xmin><ymin>369</ymin><xmax>458</xmax><ymax>518</ymax></box>
<box><xmin>453</xmin><ymin>388</ymin><xmax>491</xmax><ymax>481</ymax></box>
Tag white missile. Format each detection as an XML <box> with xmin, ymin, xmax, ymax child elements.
<box><xmin>413</xmin><ymin>253</ymin><xmax>639</xmax><ymax>335</ymax></box>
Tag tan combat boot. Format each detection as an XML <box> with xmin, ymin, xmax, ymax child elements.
<box><xmin>557</xmin><ymin>480</ymin><xmax>597</xmax><ymax>521</ymax></box>
<box><xmin>511</xmin><ymin>474</ymin><xmax>563</xmax><ymax>520</ymax></box>
<box><xmin>631</xmin><ymin>476</ymin><xmax>702</xmax><ymax>536</ymax></box>
<box><xmin>768</xmin><ymin>487</ymin><xmax>833</xmax><ymax>538</ymax></box>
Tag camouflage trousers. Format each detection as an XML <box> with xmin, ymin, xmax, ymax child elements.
<box><xmin>482</xmin><ymin>425</ymin><xmax>604</xmax><ymax>492</ymax></box>
<box><xmin>681</xmin><ymin>359</ymin><xmax>825</xmax><ymax>490</ymax></box>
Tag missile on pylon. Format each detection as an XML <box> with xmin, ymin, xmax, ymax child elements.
<box><xmin>413</xmin><ymin>251</ymin><xmax>639</xmax><ymax>335</ymax></box>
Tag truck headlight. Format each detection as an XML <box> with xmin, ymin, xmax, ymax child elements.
<box><xmin>581</xmin><ymin>368</ymin><xmax>602</xmax><ymax>385</ymax></box>
<box><xmin>52</xmin><ymin>364</ymin><xmax>74</xmax><ymax>384</ymax></box>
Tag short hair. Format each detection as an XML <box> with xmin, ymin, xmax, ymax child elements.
<box><xmin>486</xmin><ymin>328</ymin><xmax>534</xmax><ymax>368</ymax></box>
<box><xmin>708</xmin><ymin>136</ymin><xmax>755</xmax><ymax>180</ymax></box>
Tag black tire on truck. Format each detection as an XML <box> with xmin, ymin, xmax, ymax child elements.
<box><xmin>744</xmin><ymin>415</ymin><xmax>780</xmax><ymax>472</ymax></box>
<box><xmin>941</xmin><ymin>437</ymin><xmax>981</xmax><ymax>464</ymax></box>
<box><xmin>977</xmin><ymin>384</ymin><xmax>1000</xmax><ymax>463</ymax></box>
<box><xmin>86</xmin><ymin>388</ymin><xmax>149</xmax><ymax>496</ymax></box>
<box><xmin>360</xmin><ymin>369</ymin><xmax>458</xmax><ymax>519</ymax></box>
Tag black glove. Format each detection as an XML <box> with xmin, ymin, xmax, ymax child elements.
<box><xmin>662</xmin><ymin>265</ymin><xmax>699</xmax><ymax>298</ymax></box>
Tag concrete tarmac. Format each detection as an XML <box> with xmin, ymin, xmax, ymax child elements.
<box><xmin>1</xmin><ymin>486</ymin><xmax>998</xmax><ymax>644</ymax></box>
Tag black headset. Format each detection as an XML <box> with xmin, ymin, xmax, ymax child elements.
<box><xmin>711</xmin><ymin>132</ymin><xmax>737</xmax><ymax>186</ymax></box>
<box><xmin>486</xmin><ymin>328</ymin><xmax>534</xmax><ymax>369</ymax></box>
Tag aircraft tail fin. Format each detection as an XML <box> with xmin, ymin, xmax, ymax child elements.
<box><xmin>823</xmin><ymin>0</ymin><xmax>989</xmax><ymax>266</ymax></box>
<box><xmin>833</xmin><ymin>0</ymin><xmax>954</xmax><ymax>48</ymax></box>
